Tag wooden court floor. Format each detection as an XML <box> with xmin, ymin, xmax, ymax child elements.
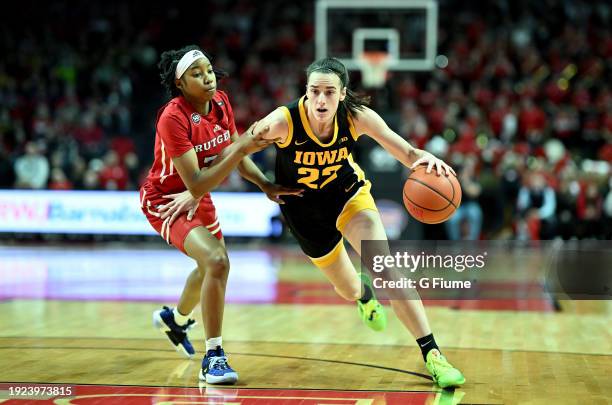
<box><xmin>0</xmin><ymin>244</ymin><xmax>610</xmax><ymax>404</ymax></box>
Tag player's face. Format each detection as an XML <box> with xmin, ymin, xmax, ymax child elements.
<box><xmin>306</xmin><ymin>72</ymin><xmax>346</xmax><ymax>122</ymax></box>
<box><xmin>176</xmin><ymin>57</ymin><xmax>216</xmax><ymax>101</ymax></box>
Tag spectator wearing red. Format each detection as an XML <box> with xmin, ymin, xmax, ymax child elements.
<box><xmin>48</xmin><ymin>168</ymin><xmax>73</xmax><ymax>190</ymax></box>
<box><xmin>576</xmin><ymin>180</ymin><xmax>604</xmax><ymax>238</ymax></box>
<box><xmin>73</xmin><ymin>112</ymin><xmax>104</xmax><ymax>155</ymax></box>
<box><xmin>98</xmin><ymin>150</ymin><xmax>129</xmax><ymax>190</ymax></box>
<box><xmin>518</xmin><ymin>98</ymin><xmax>546</xmax><ymax>140</ymax></box>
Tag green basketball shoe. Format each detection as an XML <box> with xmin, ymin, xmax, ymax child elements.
<box><xmin>425</xmin><ymin>349</ymin><xmax>466</xmax><ymax>388</ymax></box>
<box><xmin>357</xmin><ymin>273</ymin><xmax>387</xmax><ymax>332</ymax></box>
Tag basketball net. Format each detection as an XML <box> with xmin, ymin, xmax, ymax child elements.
<box><xmin>358</xmin><ymin>51</ymin><xmax>390</xmax><ymax>88</ymax></box>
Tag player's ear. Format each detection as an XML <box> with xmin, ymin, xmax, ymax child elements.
<box><xmin>175</xmin><ymin>78</ymin><xmax>183</xmax><ymax>90</ymax></box>
<box><xmin>339</xmin><ymin>87</ymin><xmax>347</xmax><ymax>101</ymax></box>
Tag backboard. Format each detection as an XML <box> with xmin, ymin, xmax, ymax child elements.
<box><xmin>315</xmin><ymin>0</ymin><xmax>438</xmax><ymax>72</ymax></box>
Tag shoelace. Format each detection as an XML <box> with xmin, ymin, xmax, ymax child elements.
<box><xmin>182</xmin><ymin>318</ymin><xmax>196</xmax><ymax>330</ymax></box>
<box><xmin>430</xmin><ymin>354</ymin><xmax>453</xmax><ymax>374</ymax></box>
<box><xmin>209</xmin><ymin>356</ymin><xmax>230</xmax><ymax>370</ymax></box>
<box><xmin>162</xmin><ymin>306</ymin><xmax>196</xmax><ymax>331</ymax></box>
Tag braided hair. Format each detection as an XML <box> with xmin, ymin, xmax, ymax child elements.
<box><xmin>158</xmin><ymin>44</ymin><xmax>227</xmax><ymax>99</ymax></box>
<box><xmin>306</xmin><ymin>57</ymin><xmax>370</xmax><ymax>120</ymax></box>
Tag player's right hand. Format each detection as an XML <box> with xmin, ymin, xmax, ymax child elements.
<box><xmin>159</xmin><ymin>191</ymin><xmax>202</xmax><ymax>226</ymax></box>
<box><xmin>238</xmin><ymin>121</ymin><xmax>280</xmax><ymax>155</ymax></box>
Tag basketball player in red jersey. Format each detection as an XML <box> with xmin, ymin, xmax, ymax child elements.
<box><xmin>140</xmin><ymin>45</ymin><xmax>302</xmax><ymax>384</ymax></box>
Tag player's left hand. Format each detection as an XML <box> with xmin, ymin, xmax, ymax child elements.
<box><xmin>261</xmin><ymin>182</ymin><xmax>304</xmax><ymax>204</ymax></box>
<box><xmin>410</xmin><ymin>153</ymin><xmax>456</xmax><ymax>176</ymax></box>
<box><xmin>159</xmin><ymin>191</ymin><xmax>201</xmax><ymax>225</ymax></box>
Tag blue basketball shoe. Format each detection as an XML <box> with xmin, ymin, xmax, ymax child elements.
<box><xmin>199</xmin><ymin>346</ymin><xmax>239</xmax><ymax>384</ymax></box>
<box><xmin>153</xmin><ymin>306</ymin><xmax>196</xmax><ymax>358</ymax></box>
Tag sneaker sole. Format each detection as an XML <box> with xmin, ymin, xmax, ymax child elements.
<box><xmin>437</xmin><ymin>376</ymin><xmax>466</xmax><ymax>388</ymax></box>
<box><xmin>198</xmin><ymin>368</ymin><xmax>238</xmax><ymax>384</ymax></box>
<box><xmin>153</xmin><ymin>310</ymin><xmax>194</xmax><ymax>359</ymax></box>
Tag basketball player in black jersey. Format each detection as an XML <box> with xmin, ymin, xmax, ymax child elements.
<box><xmin>254</xmin><ymin>57</ymin><xmax>465</xmax><ymax>388</ymax></box>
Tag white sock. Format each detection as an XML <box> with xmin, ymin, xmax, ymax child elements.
<box><xmin>206</xmin><ymin>336</ymin><xmax>223</xmax><ymax>352</ymax></box>
<box><xmin>173</xmin><ymin>308</ymin><xmax>191</xmax><ymax>325</ymax></box>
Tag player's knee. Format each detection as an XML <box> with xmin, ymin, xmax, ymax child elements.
<box><xmin>194</xmin><ymin>265</ymin><xmax>206</xmax><ymax>279</ymax></box>
<box><xmin>202</xmin><ymin>249</ymin><xmax>230</xmax><ymax>278</ymax></box>
<box><xmin>359</xmin><ymin>213</ymin><xmax>378</xmax><ymax>230</ymax></box>
<box><xmin>347</xmin><ymin>211</ymin><xmax>379</xmax><ymax>235</ymax></box>
<box><xmin>334</xmin><ymin>284</ymin><xmax>362</xmax><ymax>301</ymax></box>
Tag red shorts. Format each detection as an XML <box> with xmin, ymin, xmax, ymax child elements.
<box><xmin>140</xmin><ymin>189</ymin><xmax>223</xmax><ymax>255</ymax></box>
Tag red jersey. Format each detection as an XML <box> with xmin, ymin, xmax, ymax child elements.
<box><xmin>141</xmin><ymin>91</ymin><xmax>237</xmax><ymax>200</ymax></box>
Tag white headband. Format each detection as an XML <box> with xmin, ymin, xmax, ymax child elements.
<box><xmin>175</xmin><ymin>50</ymin><xmax>206</xmax><ymax>79</ymax></box>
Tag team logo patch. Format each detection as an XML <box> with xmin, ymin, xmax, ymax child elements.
<box><xmin>191</xmin><ymin>113</ymin><xmax>201</xmax><ymax>125</ymax></box>
<box><xmin>213</xmin><ymin>124</ymin><xmax>226</xmax><ymax>135</ymax></box>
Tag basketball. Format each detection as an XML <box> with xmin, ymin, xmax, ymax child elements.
<box><xmin>403</xmin><ymin>165</ymin><xmax>462</xmax><ymax>224</ymax></box>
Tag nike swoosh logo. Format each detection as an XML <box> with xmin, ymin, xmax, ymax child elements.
<box><xmin>344</xmin><ymin>182</ymin><xmax>357</xmax><ymax>192</ymax></box>
<box><xmin>419</xmin><ymin>340</ymin><xmax>432</xmax><ymax>348</ymax></box>
<box><xmin>295</xmin><ymin>140</ymin><xmax>308</xmax><ymax>146</ymax></box>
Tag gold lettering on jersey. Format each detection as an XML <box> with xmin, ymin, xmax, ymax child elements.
<box><xmin>292</xmin><ymin>146</ymin><xmax>349</xmax><ymax>189</ymax></box>
<box><xmin>294</xmin><ymin>151</ymin><xmax>303</xmax><ymax>164</ymax></box>
<box><xmin>293</xmin><ymin>147</ymin><xmax>348</xmax><ymax>166</ymax></box>
<box><xmin>303</xmin><ymin>152</ymin><xmax>316</xmax><ymax>166</ymax></box>
<box><xmin>316</xmin><ymin>150</ymin><xmax>337</xmax><ymax>165</ymax></box>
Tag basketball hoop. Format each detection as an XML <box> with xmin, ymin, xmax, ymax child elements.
<box><xmin>358</xmin><ymin>51</ymin><xmax>390</xmax><ymax>88</ymax></box>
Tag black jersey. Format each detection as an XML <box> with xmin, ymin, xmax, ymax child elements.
<box><xmin>274</xmin><ymin>95</ymin><xmax>365</xmax><ymax>193</ymax></box>
<box><xmin>273</xmin><ymin>96</ymin><xmax>375</xmax><ymax>258</ymax></box>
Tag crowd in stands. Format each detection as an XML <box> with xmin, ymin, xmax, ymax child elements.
<box><xmin>0</xmin><ymin>0</ymin><xmax>610</xmax><ymax>240</ymax></box>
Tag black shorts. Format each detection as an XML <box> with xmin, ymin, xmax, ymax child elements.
<box><xmin>280</xmin><ymin>178</ymin><xmax>377</xmax><ymax>259</ymax></box>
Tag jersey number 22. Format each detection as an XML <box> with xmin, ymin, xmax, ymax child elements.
<box><xmin>297</xmin><ymin>165</ymin><xmax>342</xmax><ymax>189</ymax></box>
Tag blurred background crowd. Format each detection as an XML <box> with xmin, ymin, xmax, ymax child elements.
<box><xmin>1</xmin><ymin>0</ymin><xmax>610</xmax><ymax>240</ymax></box>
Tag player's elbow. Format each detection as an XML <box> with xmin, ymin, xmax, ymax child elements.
<box><xmin>236</xmin><ymin>158</ymin><xmax>247</xmax><ymax>174</ymax></box>
<box><xmin>258</xmin><ymin>113</ymin><xmax>286</xmax><ymax>141</ymax></box>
